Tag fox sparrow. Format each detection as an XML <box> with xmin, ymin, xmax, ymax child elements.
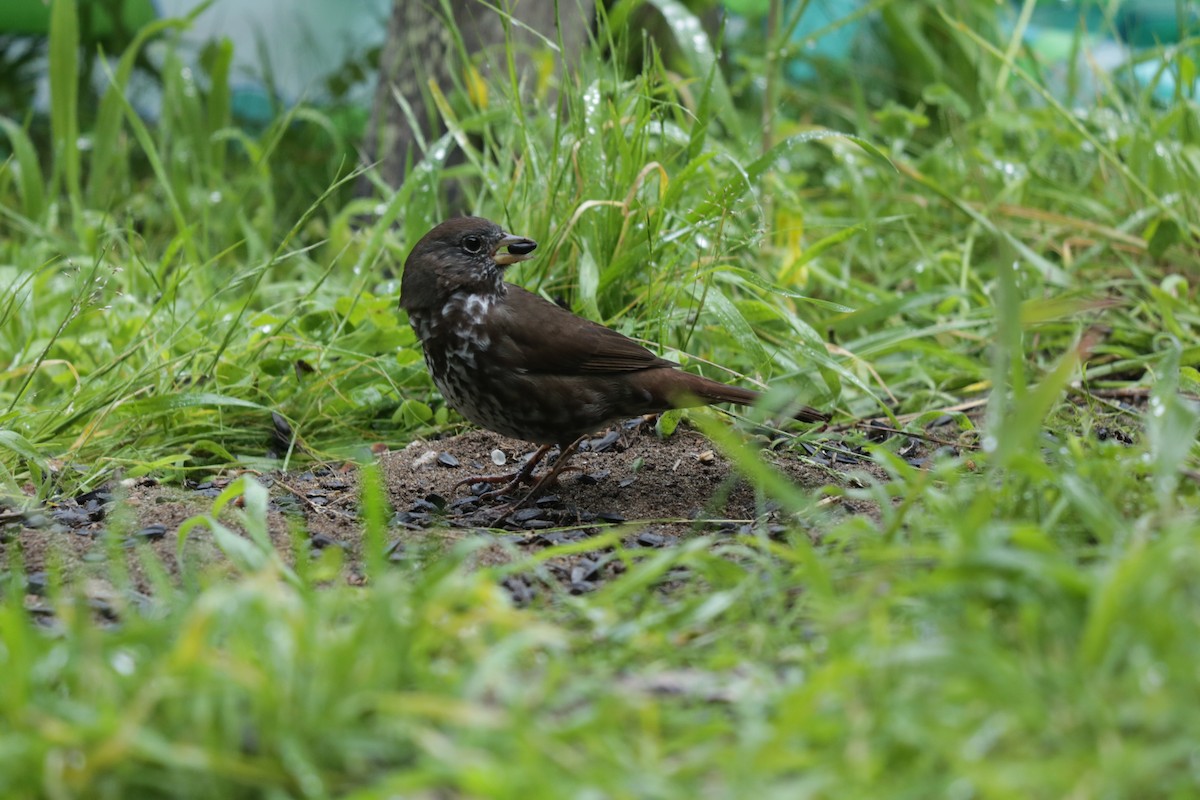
<box><xmin>399</xmin><ymin>216</ymin><xmax>829</xmax><ymax>508</ymax></box>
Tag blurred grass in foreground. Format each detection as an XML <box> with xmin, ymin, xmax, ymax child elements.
<box><xmin>0</xmin><ymin>0</ymin><xmax>1198</xmax><ymax>795</ymax></box>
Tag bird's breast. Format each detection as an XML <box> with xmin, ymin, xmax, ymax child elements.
<box><xmin>408</xmin><ymin>291</ymin><xmax>499</xmax><ymax>366</ymax></box>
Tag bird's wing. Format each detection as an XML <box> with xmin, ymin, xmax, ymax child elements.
<box><xmin>491</xmin><ymin>285</ymin><xmax>676</xmax><ymax>375</ymax></box>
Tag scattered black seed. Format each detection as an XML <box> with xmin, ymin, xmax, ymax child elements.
<box><xmin>572</xmin><ymin>559</ymin><xmax>601</xmax><ymax>582</ymax></box>
<box><xmin>426</xmin><ymin>492</ymin><xmax>447</xmax><ymax>507</ymax></box>
<box><xmin>275</xmin><ymin>494</ymin><xmax>304</xmax><ymax>511</ymax></box>
<box><xmin>931</xmin><ymin>414</ymin><xmax>955</xmax><ymax>427</ymax></box>
<box><xmin>23</xmin><ymin>512</ymin><xmax>49</xmax><ymax>529</ymax></box>
<box><xmin>585</xmin><ymin>429</ymin><xmax>621</xmax><ymax>453</ymax></box>
<box><xmin>618</xmin><ymin>477</ymin><xmax>636</xmax><ymax>489</ymax></box>
<box><xmin>800</xmin><ymin>441</ymin><xmax>819</xmax><ymax>455</ymax></box>
<box><xmin>76</xmin><ymin>489</ymin><xmax>113</xmax><ymax>506</ymax></box>
<box><xmin>309</xmin><ymin>533</ymin><xmax>337</xmax><ymax>550</ymax></box>
<box><xmin>437</xmin><ymin>452</ymin><xmax>460</xmax><ymax>468</ymax></box>
<box><xmin>503</xmin><ymin>576</ymin><xmax>536</xmax><ymax>605</ymax></box>
<box><xmin>410</xmin><ymin>499</ymin><xmax>439</xmax><ymax>513</ymax></box>
<box><xmin>578</xmin><ymin>471</ymin><xmax>610</xmax><ymax>485</ymax></box>
<box><xmin>569</xmin><ymin>581</ymin><xmax>596</xmax><ymax>595</ymax></box>
<box><xmin>510</xmin><ymin>508</ymin><xmax>543</xmax><ymax>524</ymax></box>
<box><xmin>534</xmin><ymin>530</ymin><xmax>588</xmax><ymax>546</ymax></box>
<box><xmin>534</xmin><ymin>494</ymin><xmax>561</xmax><ymax>507</ymax></box>
<box><xmin>320</xmin><ymin>478</ymin><xmax>349</xmax><ymax>490</ymax></box>
<box><xmin>194</xmin><ymin>481</ymin><xmax>214</xmax><ymax>491</ymax></box>
<box><xmin>454</xmin><ymin>511</ymin><xmax>493</xmax><ymax>528</ymax></box>
<box><xmin>51</xmin><ymin>508</ymin><xmax>90</xmax><ymax>527</ymax></box>
<box><xmin>272</xmin><ymin>411</ymin><xmax>294</xmax><ymax>441</ymax></box>
<box><xmin>136</xmin><ymin>524</ymin><xmax>168</xmax><ymax>541</ymax></box>
<box><xmin>87</xmin><ymin>598</ymin><xmax>119</xmax><ymax>620</ymax></box>
<box><xmin>596</xmin><ymin>511</ymin><xmax>625</xmax><ymax>524</ymax></box>
<box><xmin>637</xmin><ymin>531</ymin><xmax>668</xmax><ymax>547</ymax></box>
<box><xmin>25</xmin><ymin>572</ymin><xmax>49</xmax><ymax>595</ymax></box>
<box><xmin>622</xmin><ymin>417</ymin><xmax>645</xmax><ymax>430</ymax></box>
<box><xmin>522</xmin><ymin>519</ymin><xmax>556</xmax><ymax>530</ymax></box>
<box><xmin>448</xmin><ymin>496</ymin><xmax>478</xmax><ymax>511</ymax></box>
<box><xmin>898</xmin><ymin>439</ymin><xmax>919</xmax><ymax>458</ymax></box>
<box><xmin>547</xmin><ymin>508</ymin><xmax>577</xmax><ymax>524</ymax></box>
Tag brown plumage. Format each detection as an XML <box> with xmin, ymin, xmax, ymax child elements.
<box><xmin>399</xmin><ymin>216</ymin><xmax>828</xmax><ymax>505</ymax></box>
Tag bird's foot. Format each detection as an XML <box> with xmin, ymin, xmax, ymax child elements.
<box><xmin>490</xmin><ymin>437</ymin><xmax>586</xmax><ymax>526</ymax></box>
<box><xmin>454</xmin><ymin>444</ymin><xmax>554</xmax><ymax>501</ymax></box>
<box><xmin>456</xmin><ymin>472</ymin><xmax>529</xmax><ymax>502</ymax></box>
<box><xmin>504</xmin><ymin>438</ymin><xmax>584</xmax><ymax>511</ymax></box>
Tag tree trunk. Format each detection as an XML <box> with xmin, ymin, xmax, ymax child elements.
<box><xmin>362</xmin><ymin>0</ymin><xmax>594</xmax><ymax>192</ymax></box>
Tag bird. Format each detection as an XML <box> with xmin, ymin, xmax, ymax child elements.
<box><xmin>399</xmin><ymin>216</ymin><xmax>829</xmax><ymax>512</ymax></box>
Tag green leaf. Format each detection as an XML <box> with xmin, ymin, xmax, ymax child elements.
<box><xmin>0</xmin><ymin>430</ymin><xmax>49</xmax><ymax>474</ymax></box>
<box><xmin>1145</xmin><ymin>216</ymin><xmax>1181</xmax><ymax>259</ymax></box>
<box><xmin>689</xmin><ymin>131</ymin><xmax>894</xmax><ymax>223</ymax></box>
<box><xmin>120</xmin><ymin>392</ymin><xmax>267</xmax><ymax>415</ymax></box>
<box><xmin>644</xmin><ymin>0</ymin><xmax>737</xmax><ymax>132</ymax></box>
<box><xmin>0</xmin><ymin>118</ymin><xmax>45</xmax><ymax>220</ymax></box>
<box><xmin>1145</xmin><ymin>343</ymin><xmax>1200</xmax><ymax>507</ymax></box>
<box><xmin>656</xmin><ymin>408</ymin><xmax>684</xmax><ymax>438</ymax></box>
<box><xmin>90</xmin><ymin>15</ymin><xmax>193</xmax><ymax>207</ymax></box>
<box><xmin>720</xmin><ymin>267</ymin><xmax>855</xmax><ymax>313</ymax></box>
<box><xmin>700</xmin><ymin>285</ymin><xmax>770</xmax><ymax>369</ymax></box>
<box><xmin>48</xmin><ymin>0</ymin><xmax>80</xmax><ymax>219</ymax></box>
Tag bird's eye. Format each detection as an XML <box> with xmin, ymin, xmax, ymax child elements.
<box><xmin>462</xmin><ymin>235</ymin><xmax>484</xmax><ymax>254</ymax></box>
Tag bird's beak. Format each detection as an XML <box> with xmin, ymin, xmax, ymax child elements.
<box><xmin>493</xmin><ymin>234</ymin><xmax>538</xmax><ymax>266</ymax></box>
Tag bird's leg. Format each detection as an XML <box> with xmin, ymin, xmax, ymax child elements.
<box><xmin>454</xmin><ymin>443</ymin><xmax>554</xmax><ymax>500</ymax></box>
<box><xmin>506</xmin><ymin>438</ymin><xmax>585</xmax><ymax>513</ymax></box>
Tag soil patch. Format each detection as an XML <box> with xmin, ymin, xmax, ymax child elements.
<box><xmin>3</xmin><ymin>418</ymin><xmax>907</xmax><ymax>606</ymax></box>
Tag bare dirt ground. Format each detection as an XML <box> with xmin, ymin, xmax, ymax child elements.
<box><xmin>1</xmin><ymin>415</ymin><xmax>906</xmax><ymax>604</ymax></box>
<box><xmin>0</xmin><ymin>395</ymin><xmax>1150</xmax><ymax>615</ymax></box>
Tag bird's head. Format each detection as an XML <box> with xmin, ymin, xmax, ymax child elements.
<box><xmin>399</xmin><ymin>217</ymin><xmax>537</xmax><ymax>311</ymax></box>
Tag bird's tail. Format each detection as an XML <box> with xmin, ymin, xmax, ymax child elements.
<box><xmin>644</xmin><ymin>369</ymin><xmax>830</xmax><ymax>423</ymax></box>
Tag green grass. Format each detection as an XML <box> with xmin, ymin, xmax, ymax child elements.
<box><xmin>2</xmin><ymin>0</ymin><xmax>1200</xmax><ymax>796</ymax></box>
